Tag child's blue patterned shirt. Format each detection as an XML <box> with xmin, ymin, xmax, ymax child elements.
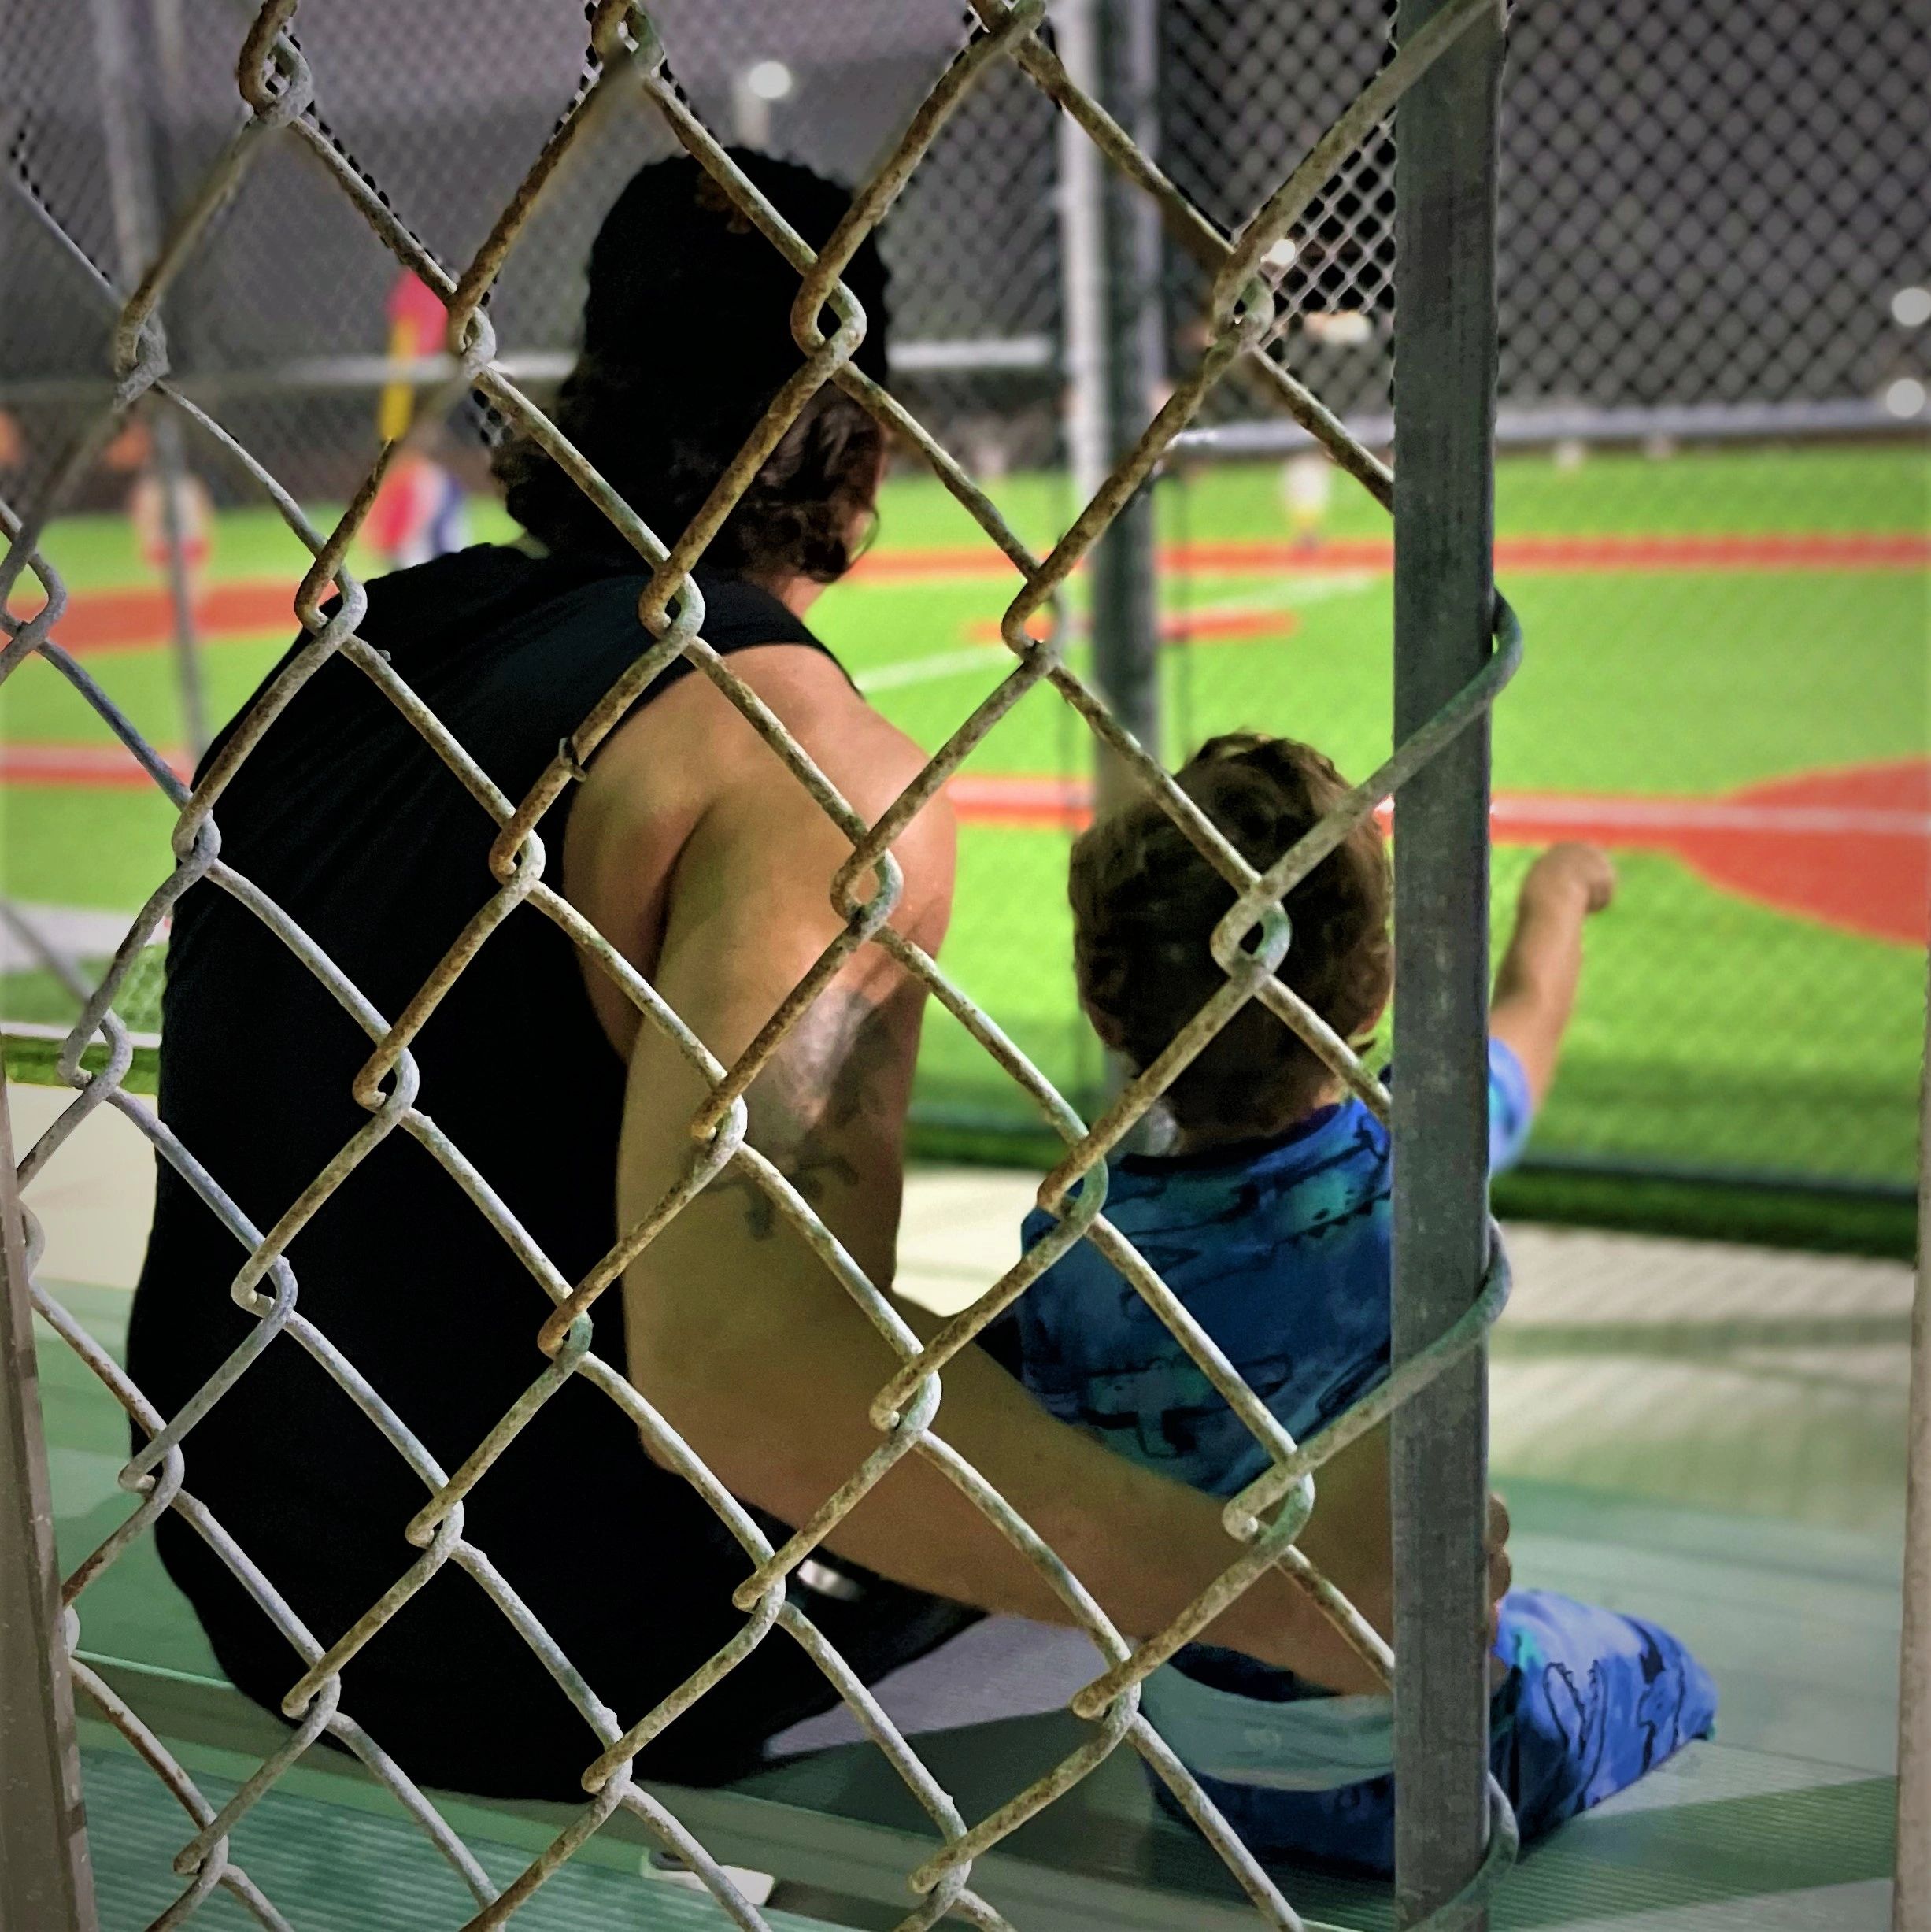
<box><xmin>1012</xmin><ymin>1042</ymin><xmax>1720</xmax><ymax>1869</ymax></box>
<box><xmin>1015</xmin><ymin>1041</ymin><xmax>1533</xmax><ymax>1504</ymax></box>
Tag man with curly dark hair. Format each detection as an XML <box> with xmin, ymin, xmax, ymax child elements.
<box><xmin>129</xmin><ymin>156</ymin><xmax>1506</xmax><ymax>1800</ymax></box>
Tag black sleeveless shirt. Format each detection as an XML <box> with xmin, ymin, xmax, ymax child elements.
<box><xmin>125</xmin><ymin>548</ymin><xmax>893</xmax><ymax>1791</ymax></box>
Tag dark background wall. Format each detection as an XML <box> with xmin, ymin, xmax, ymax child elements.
<box><xmin>4</xmin><ymin>0</ymin><xmax>1925</xmax><ymax>499</ymax></box>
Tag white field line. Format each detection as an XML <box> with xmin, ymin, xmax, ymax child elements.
<box><xmin>0</xmin><ymin>901</ymin><xmax>160</xmax><ymax>974</ymax></box>
<box><xmin>1164</xmin><ymin>572</ymin><xmax>1378</xmax><ymax>619</ymax></box>
<box><xmin>856</xmin><ymin>647</ymin><xmax>1004</xmax><ymax>693</ymax></box>
<box><xmin>958</xmin><ymin>775</ymin><xmax>1931</xmax><ymax>842</ymax></box>
<box><xmin>853</xmin><ymin>575</ymin><xmax>1378</xmax><ymax>694</ymax></box>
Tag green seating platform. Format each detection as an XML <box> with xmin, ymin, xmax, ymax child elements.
<box><xmin>40</xmin><ymin>1282</ymin><xmax>1901</xmax><ymax>1930</ymax></box>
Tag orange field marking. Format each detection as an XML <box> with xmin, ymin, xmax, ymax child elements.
<box><xmin>9</xmin><ymin>743</ymin><xmax>1924</xmax><ymax>942</ymax></box>
<box><xmin>7</xmin><ymin>526</ymin><xmax>1922</xmax><ymax>654</ymax></box>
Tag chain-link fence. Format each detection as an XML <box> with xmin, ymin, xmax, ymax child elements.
<box><xmin>1</xmin><ymin>1</ymin><xmax>1534</xmax><ymax>1926</ymax></box>
<box><xmin>2</xmin><ymin>1</ymin><xmax>1067</xmax><ymax>508</ymax></box>
<box><xmin>1156</xmin><ymin>0</ymin><xmax>1929</xmax><ymax>1207</ymax></box>
<box><xmin>1163</xmin><ymin>0</ymin><xmax>1928</xmax><ymax>425</ymax></box>
<box><xmin>3</xmin><ymin>1</ymin><xmax>1925</xmax><ymax>1226</ymax></box>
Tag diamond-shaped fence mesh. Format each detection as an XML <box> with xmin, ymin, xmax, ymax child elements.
<box><xmin>6</xmin><ymin>0</ymin><xmax>1923</xmax><ymax>1207</ymax></box>
<box><xmin>1160</xmin><ymin>0</ymin><xmax>1398</xmax><ymax>425</ymax></box>
<box><xmin>1159</xmin><ymin>0</ymin><xmax>1929</xmax><ymax>1201</ymax></box>
<box><xmin>1163</xmin><ymin>0</ymin><xmax>1929</xmax><ymax>419</ymax></box>
<box><xmin>2</xmin><ymin>0</ymin><xmax>1068</xmax><ymax>505</ymax></box>
<box><xmin>3</xmin><ymin>0</ymin><xmax>1518</xmax><ymax>1925</ymax></box>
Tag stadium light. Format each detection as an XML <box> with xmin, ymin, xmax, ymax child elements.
<box><xmin>745</xmin><ymin>59</ymin><xmax>795</xmax><ymax>103</ymax></box>
<box><xmin>1883</xmin><ymin>376</ymin><xmax>1927</xmax><ymax>419</ymax></box>
<box><xmin>1891</xmin><ymin>285</ymin><xmax>1931</xmax><ymax>329</ymax></box>
<box><xmin>731</xmin><ymin>58</ymin><xmax>795</xmax><ymax>149</ymax></box>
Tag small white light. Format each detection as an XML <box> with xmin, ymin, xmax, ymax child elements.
<box><xmin>1304</xmin><ymin>309</ymin><xmax>1373</xmax><ymax>346</ymax></box>
<box><xmin>745</xmin><ymin>58</ymin><xmax>794</xmax><ymax>102</ymax></box>
<box><xmin>1262</xmin><ymin>236</ymin><xmax>1298</xmax><ymax>271</ymax></box>
<box><xmin>1884</xmin><ymin>376</ymin><xmax>1928</xmax><ymax>419</ymax></box>
<box><xmin>1891</xmin><ymin>286</ymin><xmax>1931</xmax><ymax>329</ymax></box>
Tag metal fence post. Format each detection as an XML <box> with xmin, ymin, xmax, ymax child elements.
<box><xmin>0</xmin><ymin>1063</ymin><xmax>98</xmax><ymax>1932</ymax></box>
<box><xmin>1897</xmin><ymin>956</ymin><xmax>1931</xmax><ymax>1932</ymax></box>
<box><xmin>87</xmin><ymin>0</ymin><xmax>210</xmax><ymax>759</ymax></box>
<box><xmin>1389</xmin><ymin>0</ymin><xmax>1506</xmax><ymax>1926</ymax></box>
<box><xmin>1055</xmin><ymin>0</ymin><xmax>1107</xmax><ymax>509</ymax></box>
<box><xmin>1085</xmin><ymin>0</ymin><xmax>1163</xmax><ymax>815</ymax></box>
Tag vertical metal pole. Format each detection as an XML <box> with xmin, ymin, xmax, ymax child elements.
<box><xmin>731</xmin><ymin>69</ymin><xmax>773</xmax><ymax>151</ymax></box>
<box><xmin>150</xmin><ymin>0</ymin><xmax>194</xmax><ymax>184</ymax></box>
<box><xmin>1056</xmin><ymin>0</ymin><xmax>1108</xmax><ymax>509</ymax></box>
<box><xmin>0</xmin><ymin>1064</ymin><xmax>98</xmax><ymax>1932</ymax></box>
<box><xmin>150</xmin><ymin>416</ymin><xmax>209</xmax><ymax>756</ymax></box>
<box><xmin>1085</xmin><ymin>0</ymin><xmax>1163</xmax><ymax>815</ymax></box>
<box><xmin>1389</xmin><ymin>1</ymin><xmax>1505</xmax><ymax>1926</ymax></box>
<box><xmin>1896</xmin><ymin>957</ymin><xmax>1931</xmax><ymax>1932</ymax></box>
<box><xmin>89</xmin><ymin>0</ymin><xmax>210</xmax><ymax>757</ymax></box>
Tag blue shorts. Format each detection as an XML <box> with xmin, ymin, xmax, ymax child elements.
<box><xmin>1155</xmin><ymin>1590</ymin><xmax>1718</xmax><ymax>1878</ymax></box>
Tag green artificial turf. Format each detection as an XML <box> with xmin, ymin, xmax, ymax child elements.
<box><xmin>4</xmin><ymin>443</ymin><xmax>1924</xmax><ymax>1241</ymax></box>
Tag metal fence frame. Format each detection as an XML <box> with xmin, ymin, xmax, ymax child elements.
<box><xmin>0</xmin><ymin>0</ymin><xmax>1612</xmax><ymax>1925</ymax></box>
<box><xmin>0</xmin><ymin>1057</ymin><xmax>97</xmax><ymax>1932</ymax></box>
<box><xmin>1900</xmin><ymin>969</ymin><xmax>1931</xmax><ymax>1932</ymax></box>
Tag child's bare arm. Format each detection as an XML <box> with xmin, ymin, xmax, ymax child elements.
<box><xmin>1489</xmin><ymin>842</ymin><xmax>1617</xmax><ymax>1108</ymax></box>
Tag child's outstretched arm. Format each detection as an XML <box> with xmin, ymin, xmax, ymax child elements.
<box><xmin>1490</xmin><ymin>842</ymin><xmax>1617</xmax><ymax>1110</ymax></box>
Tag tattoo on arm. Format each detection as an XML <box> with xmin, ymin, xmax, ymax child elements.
<box><xmin>707</xmin><ymin>988</ymin><xmax>906</xmax><ymax>1240</ymax></box>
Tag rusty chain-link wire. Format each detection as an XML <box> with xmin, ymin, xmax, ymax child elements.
<box><xmin>2</xmin><ymin>2</ymin><xmax>1526</xmax><ymax>1925</ymax></box>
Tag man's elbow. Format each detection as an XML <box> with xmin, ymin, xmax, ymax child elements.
<box><xmin>625</xmin><ymin>1323</ymin><xmax>785</xmax><ymax>1493</ymax></box>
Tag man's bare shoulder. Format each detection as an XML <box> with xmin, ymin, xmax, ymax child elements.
<box><xmin>593</xmin><ymin>641</ymin><xmax>936</xmax><ymax>824</ymax></box>
<box><xmin>564</xmin><ymin>638</ymin><xmax>952</xmax><ymax>1046</ymax></box>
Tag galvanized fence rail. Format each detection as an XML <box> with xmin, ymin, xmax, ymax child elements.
<box><xmin>3</xmin><ymin>2</ymin><xmax>1524</xmax><ymax>1926</ymax></box>
<box><xmin>1899</xmin><ymin>963</ymin><xmax>1931</xmax><ymax>1932</ymax></box>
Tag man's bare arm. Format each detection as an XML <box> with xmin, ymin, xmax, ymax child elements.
<box><xmin>605</xmin><ymin>650</ymin><xmax>1409</xmax><ymax>1690</ymax></box>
